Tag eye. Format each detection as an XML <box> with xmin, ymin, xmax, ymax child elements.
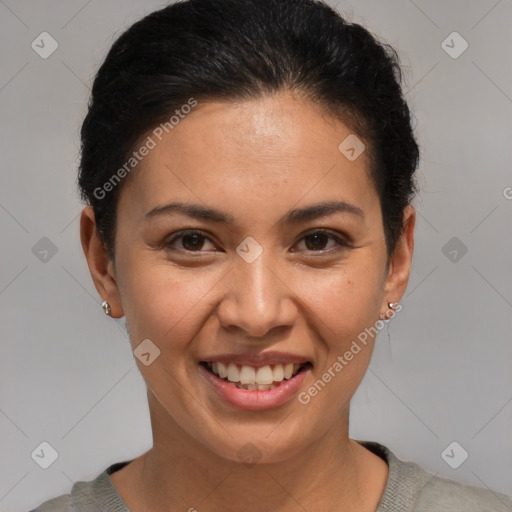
<box><xmin>292</xmin><ymin>229</ymin><xmax>352</xmax><ymax>254</ymax></box>
<box><xmin>164</xmin><ymin>230</ymin><xmax>217</xmax><ymax>253</ymax></box>
<box><xmin>163</xmin><ymin>229</ymin><xmax>352</xmax><ymax>255</ymax></box>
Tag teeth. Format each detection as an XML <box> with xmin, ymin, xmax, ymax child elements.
<box><xmin>235</xmin><ymin>382</ymin><xmax>277</xmax><ymax>391</ymax></box>
<box><xmin>273</xmin><ymin>364</ymin><xmax>284</xmax><ymax>381</ymax></box>
<box><xmin>209</xmin><ymin>362</ymin><xmax>306</xmax><ymax>384</ymax></box>
<box><xmin>283</xmin><ymin>363</ymin><xmax>294</xmax><ymax>380</ymax></box>
<box><xmin>227</xmin><ymin>363</ymin><xmax>240</xmax><ymax>383</ymax></box>
<box><xmin>255</xmin><ymin>365</ymin><xmax>274</xmax><ymax>385</ymax></box>
<box><xmin>217</xmin><ymin>362</ymin><xmax>228</xmax><ymax>379</ymax></box>
<box><xmin>239</xmin><ymin>365</ymin><xmax>256</xmax><ymax>385</ymax></box>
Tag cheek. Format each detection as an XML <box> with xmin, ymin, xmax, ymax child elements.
<box><xmin>293</xmin><ymin>270</ymin><xmax>381</xmax><ymax>414</ymax></box>
<box><xmin>118</xmin><ymin>245</ymin><xmax>384</xmax><ymax>354</ymax></box>
<box><xmin>294</xmin><ymin>262</ymin><xmax>383</xmax><ymax>343</ymax></box>
<box><xmin>118</xmin><ymin>256</ymin><xmax>218</xmax><ymax>350</ymax></box>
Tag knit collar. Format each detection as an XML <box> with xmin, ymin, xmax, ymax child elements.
<box><xmin>71</xmin><ymin>440</ymin><xmax>432</xmax><ymax>511</ymax></box>
<box><xmin>356</xmin><ymin>440</ymin><xmax>434</xmax><ymax>511</ymax></box>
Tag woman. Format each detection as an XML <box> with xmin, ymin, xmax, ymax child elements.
<box><xmin>31</xmin><ymin>0</ymin><xmax>512</xmax><ymax>510</ymax></box>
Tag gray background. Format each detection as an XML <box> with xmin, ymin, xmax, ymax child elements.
<box><xmin>1</xmin><ymin>0</ymin><xmax>511</xmax><ymax>510</ymax></box>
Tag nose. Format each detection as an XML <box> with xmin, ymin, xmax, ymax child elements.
<box><xmin>215</xmin><ymin>250</ymin><xmax>297</xmax><ymax>340</ymax></box>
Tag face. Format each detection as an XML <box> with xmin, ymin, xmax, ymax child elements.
<box><xmin>82</xmin><ymin>91</ymin><xmax>414</xmax><ymax>465</ymax></box>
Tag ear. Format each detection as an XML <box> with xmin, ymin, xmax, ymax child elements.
<box><xmin>380</xmin><ymin>204</ymin><xmax>415</xmax><ymax>318</ymax></box>
<box><xmin>80</xmin><ymin>206</ymin><xmax>124</xmax><ymax>318</ymax></box>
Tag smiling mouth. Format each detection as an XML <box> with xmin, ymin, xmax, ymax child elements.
<box><xmin>200</xmin><ymin>361</ymin><xmax>312</xmax><ymax>391</ymax></box>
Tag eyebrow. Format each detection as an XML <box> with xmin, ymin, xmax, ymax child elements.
<box><xmin>144</xmin><ymin>200</ymin><xmax>365</xmax><ymax>225</ymax></box>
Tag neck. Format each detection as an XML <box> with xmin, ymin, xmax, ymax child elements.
<box><xmin>116</xmin><ymin>392</ymin><xmax>387</xmax><ymax>512</ymax></box>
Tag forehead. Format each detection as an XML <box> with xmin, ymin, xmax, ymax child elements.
<box><xmin>117</xmin><ymin>92</ymin><xmax>378</xmax><ymax>222</ymax></box>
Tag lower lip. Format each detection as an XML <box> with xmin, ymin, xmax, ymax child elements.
<box><xmin>198</xmin><ymin>363</ymin><xmax>310</xmax><ymax>411</ymax></box>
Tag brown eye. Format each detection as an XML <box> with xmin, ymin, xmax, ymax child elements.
<box><xmin>165</xmin><ymin>230</ymin><xmax>217</xmax><ymax>252</ymax></box>
<box><xmin>292</xmin><ymin>230</ymin><xmax>352</xmax><ymax>254</ymax></box>
<box><xmin>181</xmin><ymin>233</ymin><xmax>206</xmax><ymax>251</ymax></box>
<box><xmin>304</xmin><ymin>232</ymin><xmax>330</xmax><ymax>251</ymax></box>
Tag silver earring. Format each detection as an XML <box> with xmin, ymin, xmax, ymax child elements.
<box><xmin>101</xmin><ymin>300</ymin><xmax>112</xmax><ymax>316</ymax></box>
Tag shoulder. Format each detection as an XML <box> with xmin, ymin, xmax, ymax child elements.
<box><xmin>28</xmin><ymin>460</ymin><xmax>132</xmax><ymax>512</ymax></box>
<box><xmin>357</xmin><ymin>440</ymin><xmax>512</xmax><ymax>512</ymax></box>
<box><xmin>28</xmin><ymin>493</ymin><xmax>73</xmax><ymax>511</ymax></box>
<box><xmin>415</xmin><ymin>472</ymin><xmax>512</xmax><ymax>512</ymax></box>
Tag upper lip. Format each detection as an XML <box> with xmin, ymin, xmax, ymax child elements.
<box><xmin>200</xmin><ymin>351</ymin><xmax>312</xmax><ymax>368</ymax></box>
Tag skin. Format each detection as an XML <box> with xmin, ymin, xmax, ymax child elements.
<box><xmin>80</xmin><ymin>90</ymin><xmax>415</xmax><ymax>512</ymax></box>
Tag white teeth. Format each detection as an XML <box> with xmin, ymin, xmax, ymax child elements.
<box><xmin>255</xmin><ymin>365</ymin><xmax>274</xmax><ymax>385</ymax></box>
<box><xmin>239</xmin><ymin>365</ymin><xmax>256</xmax><ymax>385</ymax></box>
<box><xmin>235</xmin><ymin>383</ymin><xmax>277</xmax><ymax>391</ymax></box>
<box><xmin>208</xmin><ymin>361</ymin><xmax>307</xmax><ymax>384</ymax></box>
<box><xmin>273</xmin><ymin>364</ymin><xmax>284</xmax><ymax>381</ymax></box>
<box><xmin>283</xmin><ymin>363</ymin><xmax>294</xmax><ymax>380</ymax></box>
<box><xmin>257</xmin><ymin>383</ymin><xmax>276</xmax><ymax>391</ymax></box>
<box><xmin>217</xmin><ymin>362</ymin><xmax>228</xmax><ymax>379</ymax></box>
<box><xmin>227</xmin><ymin>363</ymin><xmax>240</xmax><ymax>383</ymax></box>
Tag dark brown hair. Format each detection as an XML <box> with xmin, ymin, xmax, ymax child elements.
<box><xmin>78</xmin><ymin>0</ymin><xmax>419</xmax><ymax>261</ymax></box>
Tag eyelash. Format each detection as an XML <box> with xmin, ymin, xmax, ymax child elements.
<box><xmin>164</xmin><ymin>229</ymin><xmax>352</xmax><ymax>255</ymax></box>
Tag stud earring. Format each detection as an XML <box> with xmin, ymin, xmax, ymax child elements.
<box><xmin>101</xmin><ymin>300</ymin><xmax>112</xmax><ymax>316</ymax></box>
<box><xmin>379</xmin><ymin>301</ymin><xmax>401</xmax><ymax>320</ymax></box>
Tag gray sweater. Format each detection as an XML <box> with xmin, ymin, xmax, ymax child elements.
<box><xmin>30</xmin><ymin>440</ymin><xmax>512</xmax><ymax>511</ymax></box>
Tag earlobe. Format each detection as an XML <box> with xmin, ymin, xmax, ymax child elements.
<box><xmin>380</xmin><ymin>205</ymin><xmax>416</xmax><ymax>316</ymax></box>
<box><xmin>80</xmin><ymin>206</ymin><xmax>123</xmax><ymax>318</ymax></box>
